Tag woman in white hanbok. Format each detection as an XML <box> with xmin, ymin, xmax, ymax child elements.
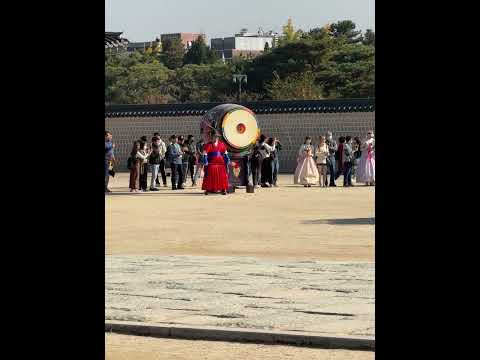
<box><xmin>356</xmin><ymin>131</ymin><xmax>375</xmax><ymax>185</ymax></box>
<box><xmin>294</xmin><ymin>137</ymin><xmax>319</xmax><ymax>187</ymax></box>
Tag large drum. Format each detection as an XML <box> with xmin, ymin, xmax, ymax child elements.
<box><xmin>200</xmin><ymin>104</ymin><xmax>260</xmax><ymax>186</ymax></box>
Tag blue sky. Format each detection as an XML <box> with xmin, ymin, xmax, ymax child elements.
<box><xmin>106</xmin><ymin>0</ymin><xmax>375</xmax><ymax>42</ymax></box>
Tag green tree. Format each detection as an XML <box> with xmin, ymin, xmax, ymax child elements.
<box><xmin>330</xmin><ymin>20</ymin><xmax>363</xmax><ymax>43</ymax></box>
<box><xmin>317</xmin><ymin>42</ymin><xmax>375</xmax><ymax>98</ymax></box>
<box><xmin>161</xmin><ymin>38</ymin><xmax>185</xmax><ymax>70</ymax></box>
<box><xmin>265</xmin><ymin>71</ymin><xmax>323</xmax><ymax>100</ymax></box>
<box><xmin>183</xmin><ymin>36</ymin><xmax>218</xmax><ymax>65</ymax></box>
<box><xmin>363</xmin><ymin>29</ymin><xmax>375</xmax><ymax>46</ymax></box>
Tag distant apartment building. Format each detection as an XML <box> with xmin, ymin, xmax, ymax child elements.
<box><xmin>160</xmin><ymin>33</ymin><xmax>205</xmax><ymax>49</ymax></box>
<box><xmin>211</xmin><ymin>28</ymin><xmax>278</xmax><ymax>61</ymax></box>
<box><xmin>126</xmin><ymin>40</ymin><xmax>159</xmax><ymax>52</ymax></box>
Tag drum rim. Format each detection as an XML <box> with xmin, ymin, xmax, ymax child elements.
<box><xmin>221</xmin><ymin>108</ymin><xmax>258</xmax><ymax>151</ymax></box>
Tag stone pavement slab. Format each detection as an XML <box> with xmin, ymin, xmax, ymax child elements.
<box><xmin>106</xmin><ymin>255</ymin><xmax>374</xmax><ymax>339</ymax></box>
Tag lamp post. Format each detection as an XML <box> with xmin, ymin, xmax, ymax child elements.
<box><xmin>233</xmin><ymin>74</ymin><xmax>247</xmax><ymax>102</ymax></box>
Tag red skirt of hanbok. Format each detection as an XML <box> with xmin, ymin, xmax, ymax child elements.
<box><xmin>202</xmin><ymin>163</ymin><xmax>229</xmax><ymax>192</ymax></box>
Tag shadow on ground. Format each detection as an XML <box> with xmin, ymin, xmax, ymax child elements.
<box><xmin>302</xmin><ymin>218</ymin><xmax>375</xmax><ymax>225</ymax></box>
<box><xmin>107</xmin><ymin>192</ymin><xmax>206</xmax><ymax>197</ymax></box>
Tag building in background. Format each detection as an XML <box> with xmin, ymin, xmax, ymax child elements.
<box><xmin>126</xmin><ymin>40</ymin><xmax>160</xmax><ymax>53</ymax></box>
<box><xmin>105</xmin><ymin>32</ymin><xmax>129</xmax><ymax>53</ymax></box>
<box><xmin>211</xmin><ymin>28</ymin><xmax>278</xmax><ymax>61</ymax></box>
<box><xmin>160</xmin><ymin>33</ymin><xmax>205</xmax><ymax>49</ymax></box>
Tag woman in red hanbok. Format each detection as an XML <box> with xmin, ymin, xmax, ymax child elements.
<box><xmin>201</xmin><ymin>132</ymin><xmax>230</xmax><ymax>195</ymax></box>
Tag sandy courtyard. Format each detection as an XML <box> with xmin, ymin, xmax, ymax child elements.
<box><xmin>105</xmin><ymin>333</ymin><xmax>374</xmax><ymax>360</ymax></box>
<box><xmin>106</xmin><ymin>173</ymin><xmax>374</xmax><ymax>261</ymax></box>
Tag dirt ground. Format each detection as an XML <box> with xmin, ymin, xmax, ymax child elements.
<box><xmin>105</xmin><ymin>334</ymin><xmax>375</xmax><ymax>360</ymax></box>
<box><xmin>106</xmin><ymin>173</ymin><xmax>374</xmax><ymax>261</ymax></box>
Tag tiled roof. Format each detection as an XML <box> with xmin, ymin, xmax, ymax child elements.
<box><xmin>105</xmin><ymin>98</ymin><xmax>375</xmax><ymax>118</ymax></box>
<box><xmin>105</xmin><ymin>32</ymin><xmax>128</xmax><ymax>48</ymax></box>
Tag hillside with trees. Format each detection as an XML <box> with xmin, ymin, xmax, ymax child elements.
<box><xmin>105</xmin><ymin>20</ymin><xmax>374</xmax><ymax>104</ymax></box>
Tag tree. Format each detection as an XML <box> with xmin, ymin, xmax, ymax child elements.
<box><xmin>317</xmin><ymin>42</ymin><xmax>375</xmax><ymax>98</ymax></box>
<box><xmin>330</xmin><ymin>20</ymin><xmax>363</xmax><ymax>43</ymax></box>
<box><xmin>265</xmin><ymin>71</ymin><xmax>323</xmax><ymax>100</ymax></box>
<box><xmin>280</xmin><ymin>17</ymin><xmax>300</xmax><ymax>44</ymax></box>
<box><xmin>183</xmin><ymin>36</ymin><xmax>218</xmax><ymax>65</ymax></box>
<box><xmin>161</xmin><ymin>38</ymin><xmax>185</xmax><ymax>70</ymax></box>
<box><xmin>363</xmin><ymin>29</ymin><xmax>375</xmax><ymax>46</ymax></box>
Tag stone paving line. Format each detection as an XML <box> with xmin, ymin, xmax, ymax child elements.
<box><xmin>106</xmin><ymin>255</ymin><xmax>374</xmax><ymax>339</ymax></box>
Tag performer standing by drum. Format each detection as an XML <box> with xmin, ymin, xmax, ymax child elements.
<box><xmin>201</xmin><ymin>131</ymin><xmax>230</xmax><ymax>195</ymax></box>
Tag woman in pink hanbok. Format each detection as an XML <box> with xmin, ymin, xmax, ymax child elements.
<box><xmin>356</xmin><ymin>131</ymin><xmax>375</xmax><ymax>186</ymax></box>
<box><xmin>294</xmin><ymin>136</ymin><xmax>319</xmax><ymax>187</ymax></box>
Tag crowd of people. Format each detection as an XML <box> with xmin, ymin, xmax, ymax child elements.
<box><xmin>104</xmin><ymin>130</ymin><xmax>375</xmax><ymax>194</ymax></box>
<box><xmin>293</xmin><ymin>131</ymin><xmax>376</xmax><ymax>187</ymax></box>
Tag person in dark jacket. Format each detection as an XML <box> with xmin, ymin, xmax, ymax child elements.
<box><xmin>166</xmin><ymin>135</ymin><xmax>184</xmax><ymax>190</ymax></box>
<box><xmin>335</xmin><ymin>136</ymin><xmax>346</xmax><ymax>182</ymax></box>
<box><xmin>148</xmin><ymin>136</ymin><xmax>162</xmax><ymax>191</ymax></box>
<box><xmin>343</xmin><ymin>136</ymin><xmax>354</xmax><ymax>187</ymax></box>
<box><xmin>325</xmin><ymin>131</ymin><xmax>338</xmax><ymax>187</ymax></box>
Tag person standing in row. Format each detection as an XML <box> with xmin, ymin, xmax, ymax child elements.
<box><xmin>325</xmin><ymin>131</ymin><xmax>338</xmax><ymax>187</ymax></box>
<box><xmin>153</xmin><ymin>133</ymin><xmax>168</xmax><ymax>187</ymax></box>
<box><xmin>343</xmin><ymin>136</ymin><xmax>354</xmax><ymax>187</ymax></box>
<box><xmin>193</xmin><ymin>137</ymin><xmax>205</xmax><ymax>187</ymax></box>
<box><xmin>128</xmin><ymin>141</ymin><xmax>140</xmax><ymax>192</ymax></box>
<box><xmin>352</xmin><ymin>137</ymin><xmax>362</xmax><ymax>179</ymax></box>
<box><xmin>336</xmin><ymin>136</ymin><xmax>346</xmax><ymax>181</ymax></box>
<box><xmin>166</xmin><ymin>135</ymin><xmax>185</xmax><ymax>190</ymax></box>
<box><xmin>177</xmin><ymin>136</ymin><xmax>188</xmax><ymax>187</ymax></box>
<box><xmin>148</xmin><ymin>136</ymin><xmax>164</xmax><ymax>191</ymax></box>
<box><xmin>201</xmin><ymin>131</ymin><xmax>230</xmax><ymax>195</ymax></box>
<box><xmin>315</xmin><ymin>136</ymin><xmax>329</xmax><ymax>187</ymax></box>
<box><xmin>250</xmin><ymin>139</ymin><xmax>262</xmax><ymax>188</ymax></box>
<box><xmin>105</xmin><ymin>131</ymin><xmax>115</xmax><ymax>193</ymax></box>
<box><xmin>294</xmin><ymin>136</ymin><xmax>319</xmax><ymax>187</ymax></box>
<box><xmin>271</xmin><ymin>139</ymin><xmax>282</xmax><ymax>187</ymax></box>
<box><xmin>186</xmin><ymin>135</ymin><xmax>196</xmax><ymax>187</ymax></box>
<box><xmin>260</xmin><ymin>136</ymin><xmax>276</xmax><ymax>187</ymax></box>
<box><xmin>137</xmin><ymin>142</ymin><xmax>151</xmax><ymax>192</ymax></box>
<box><xmin>356</xmin><ymin>131</ymin><xmax>375</xmax><ymax>186</ymax></box>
